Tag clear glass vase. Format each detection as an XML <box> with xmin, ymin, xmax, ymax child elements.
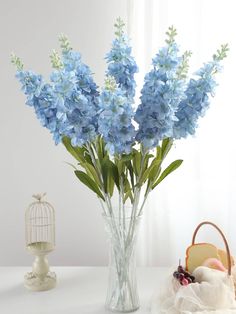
<box><xmin>103</xmin><ymin>212</ymin><xmax>141</xmax><ymax>313</ymax></box>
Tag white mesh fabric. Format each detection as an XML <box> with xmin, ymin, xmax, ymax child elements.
<box><xmin>151</xmin><ymin>266</ymin><xmax>236</xmax><ymax>314</ymax></box>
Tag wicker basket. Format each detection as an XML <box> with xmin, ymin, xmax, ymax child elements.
<box><xmin>189</xmin><ymin>221</ymin><xmax>232</xmax><ymax>275</ymax></box>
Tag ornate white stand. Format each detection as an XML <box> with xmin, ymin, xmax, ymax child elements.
<box><xmin>24</xmin><ymin>242</ymin><xmax>56</xmax><ymax>291</ymax></box>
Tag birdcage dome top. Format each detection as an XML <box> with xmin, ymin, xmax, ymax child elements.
<box><xmin>26</xmin><ymin>193</ymin><xmax>55</xmax><ymax>219</ymax></box>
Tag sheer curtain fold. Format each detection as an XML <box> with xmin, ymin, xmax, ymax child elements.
<box><xmin>127</xmin><ymin>0</ymin><xmax>236</xmax><ymax>266</ymax></box>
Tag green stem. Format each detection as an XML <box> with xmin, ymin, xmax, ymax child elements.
<box><xmin>137</xmin><ymin>187</ymin><xmax>151</xmax><ymax>216</ymax></box>
<box><xmin>86</xmin><ymin>143</ymin><xmax>111</xmax><ymax>215</ymax></box>
<box><xmin>121</xmin><ymin>176</ymin><xmax>126</xmax><ymax>246</ymax></box>
<box><xmin>126</xmin><ymin>149</ymin><xmax>147</xmax><ymax>245</ymax></box>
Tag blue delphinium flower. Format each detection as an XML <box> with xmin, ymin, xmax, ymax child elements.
<box><xmin>15</xmin><ymin>69</ymin><xmax>62</xmax><ymax>143</ymax></box>
<box><xmin>135</xmin><ymin>27</ymin><xmax>188</xmax><ymax>149</ymax></box>
<box><xmin>16</xmin><ymin>70</ymin><xmax>43</xmax><ymax>102</ymax></box>
<box><xmin>12</xmin><ymin>37</ymin><xmax>100</xmax><ymax>147</ymax></box>
<box><xmin>106</xmin><ymin>17</ymin><xmax>138</xmax><ymax>101</ymax></box>
<box><xmin>53</xmin><ymin>48</ymin><xmax>100</xmax><ymax>146</ymax></box>
<box><xmin>50</xmin><ymin>67</ymin><xmax>95</xmax><ymax>146</ymax></box>
<box><xmin>32</xmin><ymin>84</ymin><xmax>62</xmax><ymax>144</ymax></box>
<box><xmin>173</xmin><ymin>45</ymin><xmax>228</xmax><ymax>139</ymax></box>
<box><xmin>98</xmin><ymin>76</ymin><xmax>136</xmax><ymax>155</ymax></box>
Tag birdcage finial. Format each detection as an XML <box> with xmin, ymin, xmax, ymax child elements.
<box><xmin>32</xmin><ymin>192</ymin><xmax>46</xmax><ymax>202</ymax></box>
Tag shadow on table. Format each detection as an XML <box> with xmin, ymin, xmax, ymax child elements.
<box><xmin>56</xmin><ymin>267</ymin><xmax>108</xmax><ymax>290</ymax></box>
<box><xmin>0</xmin><ymin>283</ymin><xmax>26</xmax><ymax>298</ymax></box>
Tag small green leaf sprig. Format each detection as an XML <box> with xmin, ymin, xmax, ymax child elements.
<box><xmin>213</xmin><ymin>44</ymin><xmax>229</xmax><ymax>61</ymax></box>
<box><xmin>114</xmin><ymin>17</ymin><xmax>125</xmax><ymax>39</ymax></box>
<box><xmin>11</xmin><ymin>53</ymin><xmax>24</xmax><ymax>71</ymax></box>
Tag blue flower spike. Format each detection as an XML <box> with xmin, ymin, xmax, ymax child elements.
<box><xmin>134</xmin><ymin>26</ymin><xmax>189</xmax><ymax>149</ymax></box>
<box><xmin>98</xmin><ymin>76</ymin><xmax>136</xmax><ymax>155</ymax></box>
<box><xmin>173</xmin><ymin>44</ymin><xmax>229</xmax><ymax>139</ymax></box>
<box><xmin>106</xmin><ymin>17</ymin><xmax>138</xmax><ymax>101</ymax></box>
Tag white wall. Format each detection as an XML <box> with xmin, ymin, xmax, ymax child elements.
<box><xmin>0</xmin><ymin>0</ymin><xmax>127</xmax><ymax>266</ymax></box>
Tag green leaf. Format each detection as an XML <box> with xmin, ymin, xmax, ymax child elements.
<box><xmin>108</xmin><ymin>173</ymin><xmax>115</xmax><ymax>197</ymax></box>
<box><xmin>138</xmin><ymin>167</ymin><xmax>151</xmax><ymax>186</ymax></box>
<box><xmin>156</xmin><ymin>146</ymin><xmax>162</xmax><ymax>159</ymax></box>
<box><xmin>139</xmin><ymin>158</ymin><xmax>162</xmax><ymax>186</ymax></box>
<box><xmin>145</xmin><ymin>159</ymin><xmax>162</xmax><ymax>195</ymax></box>
<box><xmin>121</xmin><ymin>154</ymin><xmax>133</xmax><ymax>162</ymax></box>
<box><xmin>101</xmin><ymin>157</ymin><xmax>109</xmax><ymax>193</ymax></box>
<box><xmin>109</xmin><ymin>161</ymin><xmax>120</xmax><ymax>191</ymax></box>
<box><xmin>83</xmin><ymin>149</ymin><xmax>93</xmax><ymax>165</ymax></box>
<box><xmin>123</xmin><ymin>176</ymin><xmax>134</xmax><ymax>203</ymax></box>
<box><xmin>96</xmin><ymin>136</ymin><xmax>107</xmax><ymax>162</ymax></box>
<box><xmin>142</xmin><ymin>153</ymin><xmax>153</xmax><ymax>171</ymax></box>
<box><xmin>62</xmin><ymin>136</ymin><xmax>85</xmax><ymax>162</ymax></box>
<box><xmin>64</xmin><ymin>161</ymin><xmax>77</xmax><ymax>170</ymax></box>
<box><xmin>74</xmin><ymin>170</ymin><xmax>105</xmax><ymax>201</ymax></box>
<box><xmin>116</xmin><ymin>159</ymin><xmax>122</xmax><ymax>175</ymax></box>
<box><xmin>152</xmin><ymin>159</ymin><xmax>183</xmax><ymax>189</ymax></box>
<box><xmin>133</xmin><ymin>149</ymin><xmax>141</xmax><ymax>176</ymax></box>
<box><xmin>81</xmin><ymin>163</ymin><xmax>101</xmax><ymax>187</ymax></box>
<box><xmin>124</xmin><ymin>189</ymin><xmax>134</xmax><ymax>203</ymax></box>
<box><xmin>101</xmin><ymin>158</ymin><xmax>120</xmax><ymax>193</ymax></box>
<box><xmin>145</xmin><ymin>147</ymin><xmax>162</xmax><ymax>189</ymax></box>
<box><xmin>161</xmin><ymin>138</ymin><xmax>173</xmax><ymax>160</ymax></box>
<box><xmin>148</xmin><ymin>163</ymin><xmax>162</xmax><ymax>182</ymax></box>
<box><xmin>126</xmin><ymin>160</ymin><xmax>134</xmax><ymax>191</ymax></box>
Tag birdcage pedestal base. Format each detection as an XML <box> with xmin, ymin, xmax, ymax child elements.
<box><xmin>24</xmin><ymin>271</ymin><xmax>56</xmax><ymax>291</ymax></box>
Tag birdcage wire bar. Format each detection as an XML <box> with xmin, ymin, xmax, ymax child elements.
<box><xmin>25</xmin><ymin>201</ymin><xmax>55</xmax><ymax>252</ymax></box>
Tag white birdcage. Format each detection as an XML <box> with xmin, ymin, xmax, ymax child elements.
<box><xmin>24</xmin><ymin>193</ymin><xmax>56</xmax><ymax>291</ymax></box>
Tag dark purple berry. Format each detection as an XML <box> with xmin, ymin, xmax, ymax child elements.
<box><xmin>178</xmin><ymin>273</ymin><xmax>184</xmax><ymax>280</ymax></box>
<box><xmin>183</xmin><ymin>270</ymin><xmax>191</xmax><ymax>277</ymax></box>
<box><xmin>178</xmin><ymin>265</ymin><xmax>184</xmax><ymax>273</ymax></box>
<box><xmin>189</xmin><ymin>275</ymin><xmax>195</xmax><ymax>282</ymax></box>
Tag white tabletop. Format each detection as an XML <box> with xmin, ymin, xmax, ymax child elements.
<box><xmin>0</xmin><ymin>267</ymin><xmax>168</xmax><ymax>314</ymax></box>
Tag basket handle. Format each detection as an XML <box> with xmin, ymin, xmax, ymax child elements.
<box><xmin>192</xmin><ymin>221</ymin><xmax>232</xmax><ymax>276</ymax></box>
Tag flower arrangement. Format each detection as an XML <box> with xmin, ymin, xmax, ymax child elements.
<box><xmin>11</xmin><ymin>18</ymin><xmax>228</xmax><ymax>312</ymax></box>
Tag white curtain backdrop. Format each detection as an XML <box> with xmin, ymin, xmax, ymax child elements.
<box><xmin>127</xmin><ymin>0</ymin><xmax>236</xmax><ymax>266</ymax></box>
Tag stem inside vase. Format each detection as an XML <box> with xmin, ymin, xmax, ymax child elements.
<box><xmin>104</xmin><ymin>211</ymin><xmax>141</xmax><ymax>313</ymax></box>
